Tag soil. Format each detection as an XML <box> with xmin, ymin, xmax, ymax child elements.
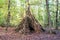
<box><xmin>0</xmin><ymin>27</ymin><xmax>60</xmax><ymax>40</ymax></box>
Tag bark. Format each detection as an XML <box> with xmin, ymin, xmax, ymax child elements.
<box><xmin>46</xmin><ymin>0</ymin><xmax>52</xmax><ymax>33</ymax></box>
<box><xmin>46</xmin><ymin>0</ymin><xmax>51</xmax><ymax>27</ymax></box>
<box><xmin>56</xmin><ymin>0</ymin><xmax>58</xmax><ymax>30</ymax></box>
<box><xmin>6</xmin><ymin>0</ymin><xmax>11</xmax><ymax>31</ymax></box>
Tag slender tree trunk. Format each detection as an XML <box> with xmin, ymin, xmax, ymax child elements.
<box><xmin>56</xmin><ymin>0</ymin><xmax>58</xmax><ymax>30</ymax></box>
<box><xmin>6</xmin><ymin>0</ymin><xmax>11</xmax><ymax>31</ymax></box>
<box><xmin>46</xmin><ymin>0</ymin><xmax>51</xmax><ymax>27</ymax></box>
<box><xmin>46</xmin><ymin>0</ymin><xmax>53</xmax><ymax>33</ymax></box>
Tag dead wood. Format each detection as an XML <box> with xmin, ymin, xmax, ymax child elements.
<box><xmin>15</xmin><ymin>9</ymin><xmax>45</xmax><ymax>34</ymax></box>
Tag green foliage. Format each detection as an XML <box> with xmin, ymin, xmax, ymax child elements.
<box><xmin>0</xmin><ymin>0</ymin><xmax>60</xmax><ymax>28</ymax></box>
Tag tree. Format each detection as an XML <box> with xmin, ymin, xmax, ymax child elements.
<box><xmin>46</xmin><ymin>0</ymin><xmax>53</xmax><ymax>33</ymax></box>
<box><xmin>45</xmin><ymin>0</ymin><xmax>56</xmax><ymax>34</ymax></box>
<box><xmin>6</xmin><ymin>0</ymin><xmax>11</xmax><ymax>31</ymax></box>
<box><xmin>55</xmin><ymin>0</ymin><xmax>58</xmax><ymax>30</ymax></box>
<box><xmin>46</xmin><ymin>0</ymin><xmax>51</xmax><ymax>27</ymax></box>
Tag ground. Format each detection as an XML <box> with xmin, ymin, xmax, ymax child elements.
<box><xmin>0</xmin><ymin>27</ymin><xmax>60</xmax><ymax>40</ymax></box>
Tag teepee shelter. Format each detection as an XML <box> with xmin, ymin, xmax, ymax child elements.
<box><xmin>15</xmin><ymin>0</ymin><xmax>45</xmax><ymax>34</ymax></box>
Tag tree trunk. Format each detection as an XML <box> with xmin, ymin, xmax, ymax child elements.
<box><xmin>56</xmin><ymin>0</ymin><xmax>58</xmax><ymax>30</ymax></box>
<box><xmin>6</xmin><ymin>0</ymin><xmax>11</xmax><ymax>31</ymax></box>
<box><xmin>46</xmin><ymin>0</ymin><xmax>51</xmax><ymax>28</ymax></box>
<box><xmin>46</xmin><ymin>0</ymin><xmax>52</xmax><ymax>33</ymax></box>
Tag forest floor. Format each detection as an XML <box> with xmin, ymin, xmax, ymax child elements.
<box><xmin>0</xmin><ymin>27</ymin><xmax>60</xmax><ymax>40</ymax></box>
